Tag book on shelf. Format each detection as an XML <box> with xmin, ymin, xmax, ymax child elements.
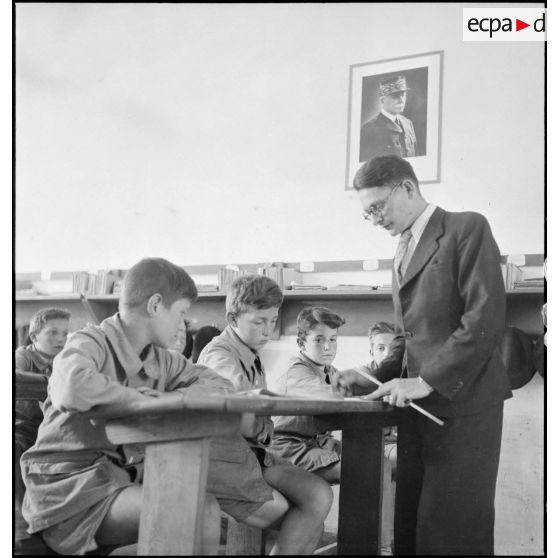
<box><xmin>72</xmin><ymin>270</ymin><xmax>123</xmax><ymax>295</ymax></box>
<box><xmin>512</xmin><ymin>278</ymin><xmax>544</xmax><ymax>289</ymax></box>
<box><xmin>327</xmin><ymin>284</ymin><xmax>378</xmax><ymax>291</ymax></box>
<box><xmin>286</xmin><ymin>283</ymin><xmax>327</xmax><ymax>291</ymax></box>
<box><xmin>502</xmin><ymin>263</ymin><xmax>524</xmax><ymax>289</ymax></box>
<box><xmin>196</xmin><ymin>284</ymin><xmax>219</xmax><ymax>292</ymax></box>
<box><xmin>376</xmin><ymin>284</ymin><xmax>393</xmax><ymax>290</ymax></box>
<box><xmin>258</xmin><ymin>263</ymin><xmax>301</xmax><ymax>290</ymax></box>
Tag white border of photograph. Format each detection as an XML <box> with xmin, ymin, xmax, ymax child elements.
<box><xmin>345</xmin><ymin>50</ymin><xmax>443</xmax><ymax>190</ymax></box>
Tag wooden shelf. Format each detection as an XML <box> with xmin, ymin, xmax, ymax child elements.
<box><xmin>15</xmin><ymin>288</ymin><xmax>545</xmax><ymax>337</ymax></box>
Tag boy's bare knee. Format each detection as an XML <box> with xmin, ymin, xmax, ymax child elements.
<box><xmin>312</xmin><ymin>478</ymin><xmax>334</xmax><ymax>518</ymax></box>
<box><xmin>244</xmin><ymin>491</ymin><xmax>290</xmax><ymax>530</ymax></box>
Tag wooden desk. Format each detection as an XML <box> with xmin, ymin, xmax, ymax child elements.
<box><xmin>88</xmin><ymin>391</ymin><xmax>394</xmax><ymax>555</ymax></box>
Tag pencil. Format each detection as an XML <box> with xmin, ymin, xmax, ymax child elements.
<box><xmin>351</xmin><ymin>368</ymin><xmax>445</xmax><ymax>426</ymax></box>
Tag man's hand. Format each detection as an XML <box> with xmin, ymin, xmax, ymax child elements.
<box><xmin>333</xmin><ymin>368</ymin><xmax>377</xmax><ymax>397</ymax></box>
<box><xmin>364</xmin><ymin>378</ymin><xmax>432</xmax><ymax>407</ymax></box>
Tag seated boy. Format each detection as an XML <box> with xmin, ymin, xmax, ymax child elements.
<box><xmin>267</xmin><ymin>306</ymin><xmax>345</xmax><ymax>484</ymax></box>
<box><xmin>198</xmin><ymin>275</ymin><xmax>333</xmax><ymax>555</ymax></box>
<box><xmin>15</xmin><ymin>308</ymin><xmax>71</xmax><ymax>545</ymax></box>
<box><xmin>20</xmin><ymin>258</ymin><xmax>250</xmax><ymax>555</ymax></box>
<box><xmin>365</xmin><ymin>322</ymin><xmax>399</xmax><ymax>467</ymax></box>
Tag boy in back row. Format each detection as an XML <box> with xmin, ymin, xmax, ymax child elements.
<box><xmin>15</xmin><ymin>308</ymin><xmax>71</xmax><ymax>547</ymax></box>
<box><xmin>20</xmin><ymin>259</ymin><xmax>332</xmax><ymax>555</ymax></box>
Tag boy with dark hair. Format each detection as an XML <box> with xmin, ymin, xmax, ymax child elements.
<box><xmin>20</xmin><ymin>258</ymin><xmax>234</xmax><ymax>555</ymax></box>
<box><xmin>198</xmin><ymin>277</ymin><xmax>333</xmax><ymax>555</ymax></box>
<box><xmin>267</xmin><ymin>306</ymin><xmax>345</xmax><ymax>484</ymax></box>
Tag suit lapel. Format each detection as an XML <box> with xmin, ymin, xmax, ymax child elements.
<box><xmin>399</xmin><ymin>207</ymin><xmax>445</xmax><ymax>288</ymax></box>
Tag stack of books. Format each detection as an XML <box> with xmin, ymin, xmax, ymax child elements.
<box><xmin>218</xmin><ymin>267</ymin><xmax>243</xmax><ymax>292</ymax></box>
<box><xmin>512</xmin><ymin>277</ymin><xmax>544</xmax><ymax>289</ymax></box>
<box><xmin>287</xmin><ymin>283</ymin><xmax>327</xmax><ymax>291</ymax></box>
<box><xmin>196</xmin><ymin>284</ymin><xmax>219</xmax><ymax>292</ymax></box>
<box><xmin>72</xmin><ymin>270</ymin><xmax>123</xmax><ymax>295</ymax></box>
<box><xmin>328</xmin><ymin>284</ymin><xmax>378</xmax><ymax>291</ymax></box>
<box><xmin>259</xmin><ymin>263</ymin><xmax>301</xmax><ymax>290</ymax></box>
<box><xmin>502</xmin><ymin>263</ymin><xmax>524</xmax><ymax>289</ymax></box>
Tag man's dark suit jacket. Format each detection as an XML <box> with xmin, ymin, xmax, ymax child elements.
<box><xmin>374</xmin><ymin>207</ymin><xmax>513</xmax><ymax>417</ymax></box>
<box><xmin>359</xmin><ymin>112</ymin><xmax>417</xmax><ymax>162</ymax></box>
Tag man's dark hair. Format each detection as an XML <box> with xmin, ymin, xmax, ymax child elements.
<box><xmin>353</xmin><ymin>155</ymin><xmax>418</xmax><ymax>191</ymax></box>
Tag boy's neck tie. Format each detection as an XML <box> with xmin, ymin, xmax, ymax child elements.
<box><xmin>394</xmin><ymin>229</ymin><xmax>413</xmax><ymax>284</ymax></box>
<box><xmin>324</xmin><ymin>365</ymin><xmax>331</xmax><ymax>385</ymax></box>
<box><xmin>253</xmin><ymin>356</ymin><xmax>264</xmax><ymax>378</ymax></box>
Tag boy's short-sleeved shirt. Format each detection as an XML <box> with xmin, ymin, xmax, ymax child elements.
<box><xmin>272</xmin><ymin>352</ymin><xmax>339</xmax><ymax>437</ymax></box>
<box><xmin>15</xmin><ymin>344</ymin><xmax>54</xmax><ymax>443</ymax></box>
<box><xmin>197</xmin><ymin>325</ymin><xmax>273</xmax><ymax>448</ymax></box>
<box><xmin>21</xmin><ymin>313</ymin><xmax>233</xmax><ymax>534</ymax></box>
<box><xmin>197</xmin><ymin>325</ymin><xmax>268</xmax><ymax>392</ymax></box>
<box><xmin>267</xmin><ymin>352</ymin><xmax>341</xmax><ymax>472</ymax></box>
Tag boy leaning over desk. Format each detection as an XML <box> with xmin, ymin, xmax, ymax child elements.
<box><xmin>20</xmin><ymin>258</ymin><xmax>285</xmax><ymax>556</ymax></box>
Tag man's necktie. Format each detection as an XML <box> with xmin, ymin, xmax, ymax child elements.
<box><xmin>395</xmin><ymin>117</ymin><xmax>407</xmax><ymax>156</ymax></box>
<box><xmin>394</xmin><ymin>229</ymin><xmax>413</xmax><ymax>283</ymax></box>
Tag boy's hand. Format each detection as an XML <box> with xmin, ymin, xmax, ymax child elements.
<box><xmin>135</xmin><ymin>386</ymin><xmax>161</xmax><ymax>398</ymax></box>
<box><xmin>333</xmin><ymin>368</ymin><xmax>376</xmax><ymax>397</ymax></box>
<box><xmin>240</xmin><ymin>412</ymin><xmax>257</xmax><ymax>438</ymax></box>
<box><xmin>364</xmin><ymin>378</ymin><xmax>432</xmax><ymax>407</ymax></box>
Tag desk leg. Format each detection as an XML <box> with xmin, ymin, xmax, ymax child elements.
<box><xmin>338</xmin><ymin>427</ymin><xmax>385</xmax><ymax>555</ymax></box>
<box><xmin>138</xmin><ymin>438</ymin><xmax>210</xmax><ymax>555</ymax></box>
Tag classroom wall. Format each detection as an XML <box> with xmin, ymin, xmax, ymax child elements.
<box><xmin>15</xmin><ymin>2</ymin><xmax>544</xmax><ymax>274</ymax></box>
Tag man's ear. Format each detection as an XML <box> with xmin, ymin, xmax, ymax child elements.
<box><xmin>146</xmin><ymin>293</ymin><xmax>164</xmax><ymax>316</ymax></box>
<box><xmin>297</xmin><ymin>337</ymin><xmax>305</xmax><ymax>350</ymax></box>
<box><xmin>402</xmin><ymin>178</ymin><xmax>418</xmax><ymax>198</ymax></box>
<box><xmin>226</xmin><ymin>312</ymin><xmax>237</xmax><ymax>327</ymax></box>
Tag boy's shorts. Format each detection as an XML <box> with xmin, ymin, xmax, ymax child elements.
<box><xmin>208</xmin><ymin>434</ymin><xmax>274</xmax><ymax>521</ymax></box>
<box><xmin>23</xmin><ymin>456</ymin><xmax>134</xmax><ymax>555</ymax></box>
<box><xmin>267</xmin><ymin>433</ymin><xmax>341</xmax><ymax>472</ymax></box>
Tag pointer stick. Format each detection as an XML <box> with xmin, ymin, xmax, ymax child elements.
<box><xmin>352</xmin><ymin>368</ymin><xmax>445</xmax><ymax>426</ymax></box>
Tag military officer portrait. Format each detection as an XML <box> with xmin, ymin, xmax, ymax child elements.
<box><xmin>359</xmin><ymin>74</ymin><xmax>420</xmax><ymax>162</ymax></box>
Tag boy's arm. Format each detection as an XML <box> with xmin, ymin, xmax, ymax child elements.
<box><xmin>15</xmin><ymin>348</ymin><xmax>43</xmax><ymax>376</ymax></box>
<box><xmin>196</xmin><ymin>344</ymin><xmax>250</xmax><ymax>392</ymax></box>
<box><xmin>49</xmin><ymin>332</ymin><xmax>148</xmax><ymax>413</ymax></box>
<box><xmin>163</xmin><ymin>351</ymin><xmax>233</xmax><ymax>393</ymax></box>
<box><xmin>195</xmin><ymin>345</ymin><xmax>273</xmax><ymax>444</ymax></box>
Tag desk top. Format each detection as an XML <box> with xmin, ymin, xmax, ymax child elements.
<box><xmin>85</xmin><ymin>388</ymin><xmax>389</xmax><ymax>420</ymax></box>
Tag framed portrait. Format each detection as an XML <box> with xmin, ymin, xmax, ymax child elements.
<box><xmin>345</xmin><ymin>50</ymin><xmax>443</xmax><ymax>189</ymax></box>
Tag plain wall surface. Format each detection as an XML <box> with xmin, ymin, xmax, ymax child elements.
<box><xmin>15</xmin><ymin>2</ymin><xmax>544</xmax><ymax>273</ymax></box>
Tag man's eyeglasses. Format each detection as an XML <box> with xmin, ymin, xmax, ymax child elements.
<box><xmin>362</xmin><ymin>182</ymin><xmax>403</xmax><ymax>221</ymax></box>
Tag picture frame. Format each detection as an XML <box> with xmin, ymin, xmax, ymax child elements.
<box><xmin>345</xmin><ymin>50</ymin><xmax>443</xmax><ymax>189</ymax></box>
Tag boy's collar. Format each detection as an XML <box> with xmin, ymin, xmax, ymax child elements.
<box><xmin>299</xmin><ymin>350</ymin><xmax>327</xmax><ymax>371</ymax></box>
<box><xmin>101</xmin><ymin>314</ymin><xmax>158</xmax><ymax>379</ymax></box>
<box><xmin>227</xmin><ymin>326</ymin><xmax>259</xmax><ymax>355</ymax></box>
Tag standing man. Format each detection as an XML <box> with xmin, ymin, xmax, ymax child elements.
<box><xmin>360</xmin><ymin>75</ymin><xmax>417</xmax><ymax>162</ymax></box>
<box><xmin>336</xmin><ymin>155</ymin><xmax>512</xmax><ymax>555</ymax></box>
